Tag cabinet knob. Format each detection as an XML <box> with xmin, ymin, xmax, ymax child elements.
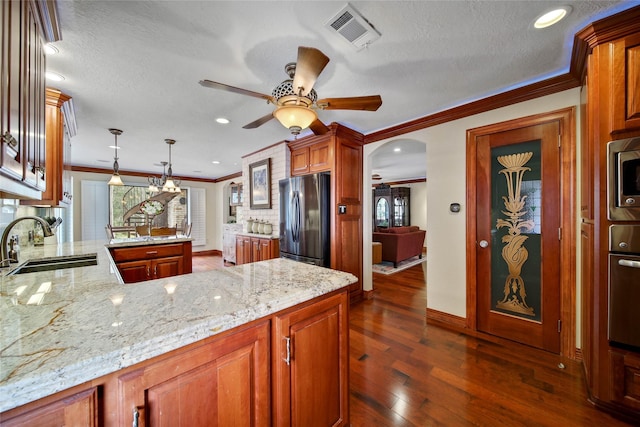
<box><xmin>479</xmin><ymin>240</ymin><xmax>489</xmax><ymax>248</ymax></box>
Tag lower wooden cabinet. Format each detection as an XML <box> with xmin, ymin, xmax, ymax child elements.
<box><xmin>0</xmin><ymin>289</ymin><xmax>350</xmax><ymax>427</ymax></box>
<box><xmin>119</xmin><ymin>321</ymin><xmax>271</xmax><ymax>426</ymax></box>
<box><xmin>236</xmin><ymin>234</ymin><xmax>279</xmax><ymax>265</ymax></box>
<box><xmin>109</xmin><ymin>241</ymin><xmax>192</xmax><ymax>283</ymax></box>
<box><xmin>272</xmin><ymin>291</ymin><xmax>350</xmax><ymax>427</ymax></box>
<box><xmin>0</xmin><ymin>387</ymin><xmax>99</xmax><ymax>427</ymax></box>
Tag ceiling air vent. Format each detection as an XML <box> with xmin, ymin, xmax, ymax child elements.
<box><xmin>325</xmin><ymin>4</ymin><xmax>381</xmax><ymax>50</ymax></box>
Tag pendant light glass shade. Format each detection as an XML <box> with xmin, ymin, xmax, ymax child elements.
<box><xmin>107</xmin><ymin>128</ymin><xmax>124</xmax><ymax>186</ymax></box>
<box><xmin>148</xmin><ymin>140</ymin><xmax>181</xmax><ymax>193</ymax></box>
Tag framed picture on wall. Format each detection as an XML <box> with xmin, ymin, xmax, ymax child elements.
<box><xmin>249</xmin><ymin>158</ymin><xmax>271</xmax><ymax>209</ymax></box>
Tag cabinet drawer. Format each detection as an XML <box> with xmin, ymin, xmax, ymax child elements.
<box><xmin>110</xmin><ymin>243</ymin><xmax>184</xmax><ymax>262</ymax></box>
<box><xmin>611</xmin><ymin>350</ymin><xmax>640</xmax><ymax>410</ymax></box>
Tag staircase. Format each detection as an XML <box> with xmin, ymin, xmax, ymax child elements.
<box><xmin>121</xmin><ymin>188</ymin><xmax>180</xmax><ymax>226</ymax></box>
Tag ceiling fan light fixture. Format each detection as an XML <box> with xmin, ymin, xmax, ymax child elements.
<box><xmin>273</xmin><ymin>105</ymin><xmax>317</xmax><ymax>135</ymax></box>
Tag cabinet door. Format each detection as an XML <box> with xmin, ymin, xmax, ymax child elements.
<box><xmin>0</xmin><ymin>0</ymin><xmax>23</xmax><ymax>182</ymax></box>
<box><xmin>273</xmin><ymin>291</ymin><xmax>349</xmax><ymax>427</ymax></box>
<box><xmin>117</xmin><ymin>259</ymin><xmax>151</xmax><ymax>283</ymax></box>
<box><xmin>236</xmin><ymin>235</ymin><xmax>251</xmax><ymax>265</ymax></box>
<box><xmin>251</xmin><ymin>237</ymin><xmax>262</xmax><ymax>262</ymax></box>
<box><xmin>0</xmin><ymin>387</ymin><xmax>99</xmax><ymax>427</ymax></box>
<box><xmin>291</xmin><ymin>147</ymin><xmax>310</xmax><ymax>176</ymax></box>
<box><xmin>309</xmin><ymin>141</ymin><xmax>331</xmax><ymax>172</ymax></box>
<box><xmin>118</xmin><ymin>322</ymin><xmax>270</xmax><ymax>427</ymax></box>
<box><xmin>152</xmin><ymin>256</ymin><xmax>183</xmax><ymax>279</ymax></box>
<box><xmin>612</xmin><ymin>33</ymin><xmax>640</xmax><ymax>132</ymax></box>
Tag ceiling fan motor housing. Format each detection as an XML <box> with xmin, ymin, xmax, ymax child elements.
<box><xmin>272</xmin><ymin>79</ymin><xmax>317</xmax><ymax>105</ymax></box>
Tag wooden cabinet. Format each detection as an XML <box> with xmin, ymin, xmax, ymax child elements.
<box><xmin>0</xmin><ymin>0</ymin><xmax>51</xmax><ymax>200</ymax></box>
<box><xmin>288</xmin><ymin>125</ymin><xmax>364</xmax><ymax>303</ymax></box>
<box><xmin>578</xmin><ymin>7</ymin><xmax>640</xmax><ymax>420</ymax></box>
<box><xmin>0</xmin><ymin>286</ymin><xmax>350</xmax><ymax>427</ymax></box>
<box><xmin>109</xmin><ymin>241</ymin><xmax>192</xmax><ymax>283</ymax></box>
<box><xmin>22</xmin><ymin>88</ymin><xmax>76</xmax><ymax>206</ymax></box>
<box><xmin>373</xmin><ymin>186</ymin><xmax>410</xmax><ymax>229</ymax></box>
<box><xmin>235</xmin><ymin>234</ymin><xmax>279</xmax><ymax>265</ymax></box>
<box><xmin>0</xmin><ymin>386</ymin><xmax>99</xmax><ymax>427</ymax></box>
<box><xmin>272</xmin><ymin>291</ymin><xmax>349</xmax><ymax>426</ymax></box>
<box><xmin>290</xmin><ymin>140</ymin><xmax>331</xmax><ymax>176</ymax></box>
<box><xmin>118</xmin><ymin>321</ymin><xmax>271</xmax><ymax>427</ymax></box>
<box><xmin>611</xmin><ymin>33</ymin><xmax>640</xmax><ymax>133</ymax></box>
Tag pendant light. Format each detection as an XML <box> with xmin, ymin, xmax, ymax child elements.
<box><xmin>107</xmin><ymin>128</ymin><xmax>124</xmax><ymax>186</ymax></box>
<box><xmin>161</xmin><ymin>139</ymin><xmax>181</xmax><ymax>193</ymax></box>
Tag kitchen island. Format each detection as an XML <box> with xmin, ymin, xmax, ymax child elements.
<box><xmin>0</xmin><ymin>240</ymin><xmax>356</xmax><ymax>426</ymax></box>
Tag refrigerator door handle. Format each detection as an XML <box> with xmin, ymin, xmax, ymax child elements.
<box><xmin>292</xmin><ymin>191</ymin><xmax>301</xmax><ymax>243</ymax></box>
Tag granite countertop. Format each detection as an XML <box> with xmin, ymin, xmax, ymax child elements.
<box><xmin>0</xmin><ymin>240</ymin><xmax>356</xmax><ymax>413</ymax></box>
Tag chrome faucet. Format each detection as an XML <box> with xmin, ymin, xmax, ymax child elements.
<box><xmin>1</xmin><ymin>216</ymin><xmax>54</xmax><ymax>268</ymax></box>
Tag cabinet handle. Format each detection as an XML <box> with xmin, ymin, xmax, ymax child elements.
<box><xmin>146</xmin><ymin>250</ymin><xmax>158</xmax><ymax>255</ymax></box>
<box><xmin>132</xmin><ymin>407</ymin><xmax>140</xmax><ymax>427</ymax></box>
<box><xmin>146</xmin><ymin>267</ymin><xmax>151</xmax><ymax>278</ymax></box>
<box><xmin>283</xmin><ymin>336</ymin><xmax>291</xmax><ymax>365</ymax></box>
<box><xmin>2</xmin><ymin>131</ymin><xmax>17</xmax><ymax>148</ymax></box>
<box><xmin>154</xmin><ymin>265</ymin><xmax>157</xmax><ymax>276</ymax></box>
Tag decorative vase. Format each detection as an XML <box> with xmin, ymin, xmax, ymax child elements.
<box><xmin>245</xmin><ymin>218</ymin><xmax>253</xmax><ymax>233</ymax></box>
<box><xmin>257</xmin><ymin>221</ymin><xmax>264</xmax><ymax>234</ymax></box>
<box><xmin>252</xmin><ymin>220</ymin><xmax>259</xmax><ymax>233</ymax></box>
<box><xmin>263</xmin><ymin>222</ymin><xmax>272</xmax><ymax>235</ymax></box>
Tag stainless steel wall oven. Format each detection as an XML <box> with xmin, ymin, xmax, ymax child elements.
<box><xmin>608</xmin><ymin>225</ymin><xmax>640</xmax><ymax>350</ymax></box>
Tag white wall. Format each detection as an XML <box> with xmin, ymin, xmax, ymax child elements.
<box><xmin>363</xmin><ymin>88</ymin><xmax>582</xmax><ymax>322</ymax></box>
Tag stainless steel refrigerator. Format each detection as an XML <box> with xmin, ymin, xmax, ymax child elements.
<box><xmin>279</xmin><ymin>173</ymin><xmax>330</xmax><ymax>267</ymax></box>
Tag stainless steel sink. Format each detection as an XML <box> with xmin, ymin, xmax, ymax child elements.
<box><xmin>7</xmin><ymin>253</ymin><xmax>98</xmax><ymax>275</ymax></box>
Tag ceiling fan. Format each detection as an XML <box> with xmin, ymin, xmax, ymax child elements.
<box><xmin>199</xmin><ymin>46</ymin><xmax>382</xmax><ymax>136</ymax></box>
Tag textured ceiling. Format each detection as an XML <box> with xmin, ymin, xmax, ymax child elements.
<box><xmin>46</xmin><ymin>0</ymin><xmax>636</xmax><ymax>182</ymax></box>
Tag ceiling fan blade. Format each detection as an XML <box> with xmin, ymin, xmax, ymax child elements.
<box><xmin>199</xmin><ymin>80</ymin><xmax>275</xmax><ymax>103</ymax></box>
<box><xmin>309</xmin><ymin>119</ymin><xmax>330</xmax><ymax>135</ymax></box>
<box><xmin>242</xmin><ymin>113</ymin><xmax>274</xmax><ymax>129</ymax></box>
<box><xmin>292</xmin><ymin>47</ymin><xmax>330</xmax><ymax>97</ymax></box>
<box><xmin>316</xmin><ymin>95</ymin><xmax>382</xmax><ymax>111</ymax></box>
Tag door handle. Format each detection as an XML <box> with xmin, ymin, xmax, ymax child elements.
<box><xmin>479</xmin><ymin>240</ymin><xmax>489</xmax><ymax>248</ymax></box>
<box><xmin>618</xmin><ymin>259</ymin><xmax>640</xmax><ymax>269</ymax></box>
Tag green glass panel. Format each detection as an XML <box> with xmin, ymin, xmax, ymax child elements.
<box><xmin>490</xmin><ymin>140</ymin><xmax>542</xmax><ymax>322</ymax></box>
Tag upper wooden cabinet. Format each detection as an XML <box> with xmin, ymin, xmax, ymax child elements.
<box><xmin>0</xmin><ymin>1</ymin><xmax>50</xmax><ymax>199</ymax></box>
<box><xmin>229</xmin><ymin>182</ymin><xmax>243</xmax><ymax>206</ymax></box>
<box><xmin>22</xmin><ymin>88</ymin><xmax>76</xmax><ymax>206</ymax></box>
<box><xmin>611</xmin><ymin>33</ymin><xmax>640</xmax><ymax>134</ymax></box>
<box><xmin>288</xmin><ymin>124</ymin><xmax>364</xmax><ymax>303</ymax></box>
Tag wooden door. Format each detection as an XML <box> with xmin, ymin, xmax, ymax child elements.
<box><xmin>118</xmin><ymin>322</ymin><xmax>270</xmax><ymax>427</ymax></box>
<box><xmin>153</xmin><ymin>256</ymin><xmax>183</xmax><ymax>279</ymax></box>
<box><xmin>475</xmin><ymin>121</ymin><xmax>561</xmax><ymax>353</ymax></box>
<box><xmin>272</xmin><ymin>291</ymin><xmax>349</xmax><ymax>427</ymax></box>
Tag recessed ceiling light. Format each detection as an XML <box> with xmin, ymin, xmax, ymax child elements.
<box><xmin>215</xmin><ymin>117</ymin><xmax>230</xmax><ymax>124</ymax></box>
<box><xmin>108</xmin><ymin>145</ymin><xmax>121</xmax><ymax>150</ymax></box>
<box><xmin>45</xmin><ymin>71</ymin><xmax>65</xmax><ymax>81</ymax></box>
<box><xmin>394</xmin><ymin>148</ymin><xmax>401</xmax><ymax>152</ymax></box>
<box><xmin>212</xmin><ymin>160</ymin><xmax>220</xmax><ymax>164</ymax></box>
<box><xmin>44</xmin><ymin>44</ymin><xmax>58</xmax><ymax>55</ymax></box>
<box><xmin>534</xmin><ymin>6</ymin><xmax>571</xmax><ymax>29</ymax></box>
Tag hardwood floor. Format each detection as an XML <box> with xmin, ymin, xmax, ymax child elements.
<box><xmin>192</xmin><ymin>255</ymin><xmax>635</xmax><ymax>426</ymax></box>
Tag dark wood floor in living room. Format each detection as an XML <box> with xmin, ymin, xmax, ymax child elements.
<box><xmin>192</xmin><ymin>255</ymin><xmax>634</xmax><ymax>426</ymax></box>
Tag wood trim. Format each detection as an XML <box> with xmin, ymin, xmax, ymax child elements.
<box><xmin>425</xmin><ymin>308</ymin><xmax>466</xmax><ymax>329</ymax></box>
<box><xmin>465</xmin><ymin>107</ymin><xmax>577</xmax><ymax>359</ymax></box>
<box><xmin>213</xmin><ymin>171</ymin><xmax>242</xmax><ymax>183</ymax></box>
<box><xmin>365</xmin><ymin>74</ymin><xmax>579</xmax><ymax>144</ymax></box>
<box><xmin>193</xmin><ymin>249</ymin><xmax>220</xmax><ymax>257</ymax></box>
<box><xmin>372</xmin><ymin>177</ymin><xmax>426</xmax><ymax>187</ymax></box>
<box><xmin>575</xmin><ymin>5</ymin><xmax>640</xmax><ymax>49</ymax></box>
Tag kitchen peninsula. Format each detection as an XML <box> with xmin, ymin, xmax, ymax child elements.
<box><xmin>0</xmin><ymin>240</ymin><xmax>356</xmax><ymax>426</ymax></box>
